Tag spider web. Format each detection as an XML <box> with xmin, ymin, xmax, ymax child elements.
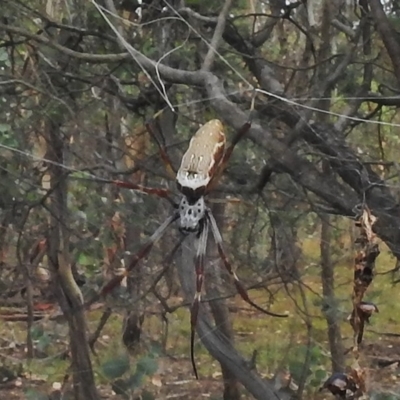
<box><xmin>0</xmin><ymin>0</ymin><xmax>399</xmax><ymax>397</ymax></box>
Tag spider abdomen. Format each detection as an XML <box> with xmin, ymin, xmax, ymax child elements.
<box><xmin>176</xmin><ymin>119</ymin><xmax>226</xmax><ymax>198</ymax></box>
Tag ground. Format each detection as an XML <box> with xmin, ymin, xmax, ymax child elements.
<box><xmin>1</xmin><ymin>227</ymin><xmax>400</xmax><ymax>399</ymax></box>
<box><xmin>0</xmin><ymin>297</ymin><xmax>399</xmax><ymax>400</ymax></box>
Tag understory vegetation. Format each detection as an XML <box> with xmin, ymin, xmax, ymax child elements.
<box><xmin>1</xmin><ymin>0</ymin><xmax>400</xmax><ymax>399</ymax></box>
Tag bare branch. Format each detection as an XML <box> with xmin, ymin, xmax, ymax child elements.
<box><xmin>0</xmin><ymin>23</ymin><xmax>129</xmax><ymax>63</ymax></box>
<box><xmin>202</xmin><ymin>0</ymin><xmax>232</xmax><ymax>71</ymax></box>
<box><xmin>331</xmin><ymin>19</ymin><xmax>356</xmax><ymax>39</ymax></box>
<box><xmin>369</xmin><ymin>0</ymin><xmax>400</xmax><ymax>87</ymax></box>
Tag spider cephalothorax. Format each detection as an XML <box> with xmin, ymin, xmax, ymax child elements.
<box><xmin>177</xmin><ymin>195</ymin><xmax>206</xmax><ymax>233</ymax></box>
<box><xmin>96</xmin><ymin>116</ymin><xmax>288</xmax><ymax>378</ymax></box>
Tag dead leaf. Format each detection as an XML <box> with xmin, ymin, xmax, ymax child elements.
<box><xmin>151</xmin><ymin>376</ymin><xmax>162</xmax><ymax>387</ymax></box>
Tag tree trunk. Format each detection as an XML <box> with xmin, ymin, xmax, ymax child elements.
<box><xmin>205</xmin><ymin>200</ymin><xmax>240</xmax><ymax>400</ymax></box>
<box><xmin>316</xmin><ymin>0</ymin><xmax>345</xmax><ymax>373</ymax></box>
<box><xmin>268</xmin><ymin>212</ymin><xmax>301</xmax><ymax>282</ymax></box>
<box><xmin>177</xmin><ymin>235</ymin><xmax>280</xmax><ymax>400</ymax></box>
<box><xmin>320</xmin><ymin>214</ymin><xmax>345</xmax><ymax>372</ymax></box>
<box><xmin>45</xmin><ymin>119</ymin><xmax>99</xmax><ymax>400</ymax></box>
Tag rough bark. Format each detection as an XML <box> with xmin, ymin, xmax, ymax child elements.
<box><xmin>320</xmin><ymin>214</ymin><xmax>345</xmax><ymax>372</ymax></box>
<box><xmin>369</xmin><ymin>0</ymin><xmax>400</xmax><ymax>88</ymax></box>
<box><xmin>205</xmin><ymin>201</ymin><xmax>240</xmax><ymax>400</ymax></box>
<box><xmin>45</xmin><ymin>119</ymin><xmax>99</xmax><ymax>400</ymax></box>
<box><xmin>178</xmin><ymin>236</ymin><xmax>280</xmax><ymax>400</ymax></box>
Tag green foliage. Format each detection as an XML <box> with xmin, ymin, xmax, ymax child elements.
<box><xmin>0</xmin><ymin>123</ymin><xmax>18</xmax><ymax>147</ymax></box>
<box><xmin>101</xmin><ymin>353</ymin><xmax>130</xmax><ymax>380</ymax></box>
<box><xmin>136</xmin><ymin>355</ymin><xmax>158</xmax><ymax>376</ymax></box>
<box><xmin>29</xmin><ymin>325</ymin><xmax>58</xmax><ymax>354</ymax></box>
<box><xmin>288</xmin><ymin>344</ymin><xmax>328</xmax><ymax>387</ymax></box>
<box><xmin>2</xmin><ymin>0</ymin><xmax>400</xmax><ymax>398</ymax></box>
<box><xmin>77</xmin><ymin>252</ymin><xmax>97</xmax><ymax>269</ymax></box>
<box><xmin>0</xmin><ymin>123</ymin><xmax>11</xmax><ymax>133</ymax></box>
<box><xmin>0</xmin><ymin>48</ymin><xmax>10</xmax><ymax>68</ymax></box>
<box><xmin>100</xmin><ymin>349</ymin><xmax>159</xmax><ymax>398</ymax></box>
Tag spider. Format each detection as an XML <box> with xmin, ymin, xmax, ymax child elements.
<box><xmin>93</xmin><ymin>115</ymin><xmax>288</xmax><ymax>378</ymax></box>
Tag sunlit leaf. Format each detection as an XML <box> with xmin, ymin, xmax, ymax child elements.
<box><xmin>78</xmin><ymin>252</ymin><xmax>96</xmax><ymax>267</ymax></box>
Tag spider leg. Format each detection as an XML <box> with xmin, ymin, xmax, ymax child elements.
<box><xmin>207</xmin><ymin>209</ymin><xmax>288</xmax><ymax>318</ymax></box>
<box><xmin>205</xmin><ymin>121</ymin><xmax>251</xmax><ymax>195</ymax></box>
<box><xmin>112</xmin><ymin>179</ymin><xmax>176</xmax><ymax>206</ymax></box>
<box><xmin>145</xmin><ymin>117</ymin><xmax>177</xmax><ymax>180</ymax></box>
<box><xmin>98</xmin><ymin>213</ymin><xmax>179</xmax><ymax>299</ymax></box>
<box><xmin>190</xmin><ymin>218</ymin><xmax>209</xmax><ymax>380</ymax></box>
<box><xmin>222</xmin><ymin>121</ymin><xmax>251</xmax><ymax>165</ymax></box>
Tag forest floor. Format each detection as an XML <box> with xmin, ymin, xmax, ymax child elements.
<box><xmin>0</xmin><ymin>297</ymin><xmax>399</xmax><ymax>400</ymax></box>
<box><xmin>0</xmin><ymin>234</ymin><xmax>400</xmax><ymax>399</ymax></box>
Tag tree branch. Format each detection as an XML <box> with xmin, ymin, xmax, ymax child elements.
<box><xmin>0</xmin><ymin>23</ymin><xmax>129</xmax><ymax>63</ymax></box>
<box><xmin>369</xmin><ymin>0</ymin><xmax>400</xmax><ymax>88</ymax></box>
<box><xmin>202</xmin><ymin>0</ymin><xmax>232</xmax><ymax>71</ymax></box>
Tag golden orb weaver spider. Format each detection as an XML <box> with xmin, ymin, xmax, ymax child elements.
<box><xmin>92</xmin><ymin>115</ymin><xmax>288</xmax><ymax>378</ymax></box>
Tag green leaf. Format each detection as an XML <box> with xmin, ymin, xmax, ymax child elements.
<box><xmin>309</xmin><ymin>346</ymin><xmax>323</xmax><ymax>363</ymax></box>
<box><xmin>101</xmin><ymin>354</ymin><xmax>130</xmax><ymax>380</ymax></box>
<box><xmin>37</xmin><ymin>333</ymin><xmax>51</xmax><ymax>352</ymax></box>
<box><xmin>30</xmin><ymin>325</ymin><xmax>44</xmax><ymax>340</ymax></box>
<box><xmin>289</xmin><ymin>360</ymin><xmax>309</xmax><ymax>382</ymax></box>
<box><xmin>149</xmin><ymin>341</ymin><xmax>162</xmax><ymax>357</ymax></box>
<box><xmin>314</xmin><ymin>368</ymin><xmax>327</xmax><ymax>381</ymax></box>
<box><xmin>126</xmin><ymin>370</ymin><xmax>145</xmax><ymax>390</ymax></box>
<box><xmin>136</xmin><ymin>356</ymin><xmax>158</xmax><ymax>376</ymax></box>
<box><xmin>0</xmin><ymin>123</ymin><xmax>11</xmax><ymax>133</ymax></box>
<box><xmin>0</xmin><ymin>49</ymin><xmax>8</xmax><ymax>62</ymax></box>
<box><xmin>309</xmin><ymin>378</ymin><xmax>322</xmax><ymax>388</ymax></box>
<box><xmin>78</xmin><ymin>252</ymin><xmax>95</xmax><ymax>267</ymax></box>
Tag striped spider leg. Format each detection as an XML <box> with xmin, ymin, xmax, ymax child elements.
<box><xmin>93</xmin><ymin>117</ymin><xmax>287</xmax><ymax>379</ymax></box>
<box><xmin>207</xmin><ymin>210</ymin><xmax>288</xmax><ymax>318</ymax></box>
<box><xmin>175</xmin><ymin>119</ymin><xmax>288</xmax><ymax>378</ymax></box>
<box><xmin>99</xmin><ymin>212</ymin><xmax>179</xmax><ymax>297</ymax></box>
<box><xmin>144</xmin><ymin>117</ymin><xmax>177</xmax><ymax>180</ymax></box>
<box><xmin>190</xmin><ymin>217</ymin><xmax>209</xmax><ymax>379</ymax></box>
<box><xmin>189</xmin><ymin>210</ymin><xmax>288</xmax><ymax>379</ymax></box>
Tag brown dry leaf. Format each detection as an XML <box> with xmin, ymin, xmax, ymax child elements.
<box><xmin>152</xmin><ymin>376</ymin><xmax>163</xmax><ymax>387</ymax></box>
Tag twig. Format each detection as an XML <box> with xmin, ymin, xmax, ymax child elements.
<box><xmin>88</xmin><ymin>307</ymin><xmax>112</xmax><ymax>353</ymax></box>
<box><xmin>202</xmin><ymin>0</ymin><xmax>232</xmax><ymax>71</ymax></box>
